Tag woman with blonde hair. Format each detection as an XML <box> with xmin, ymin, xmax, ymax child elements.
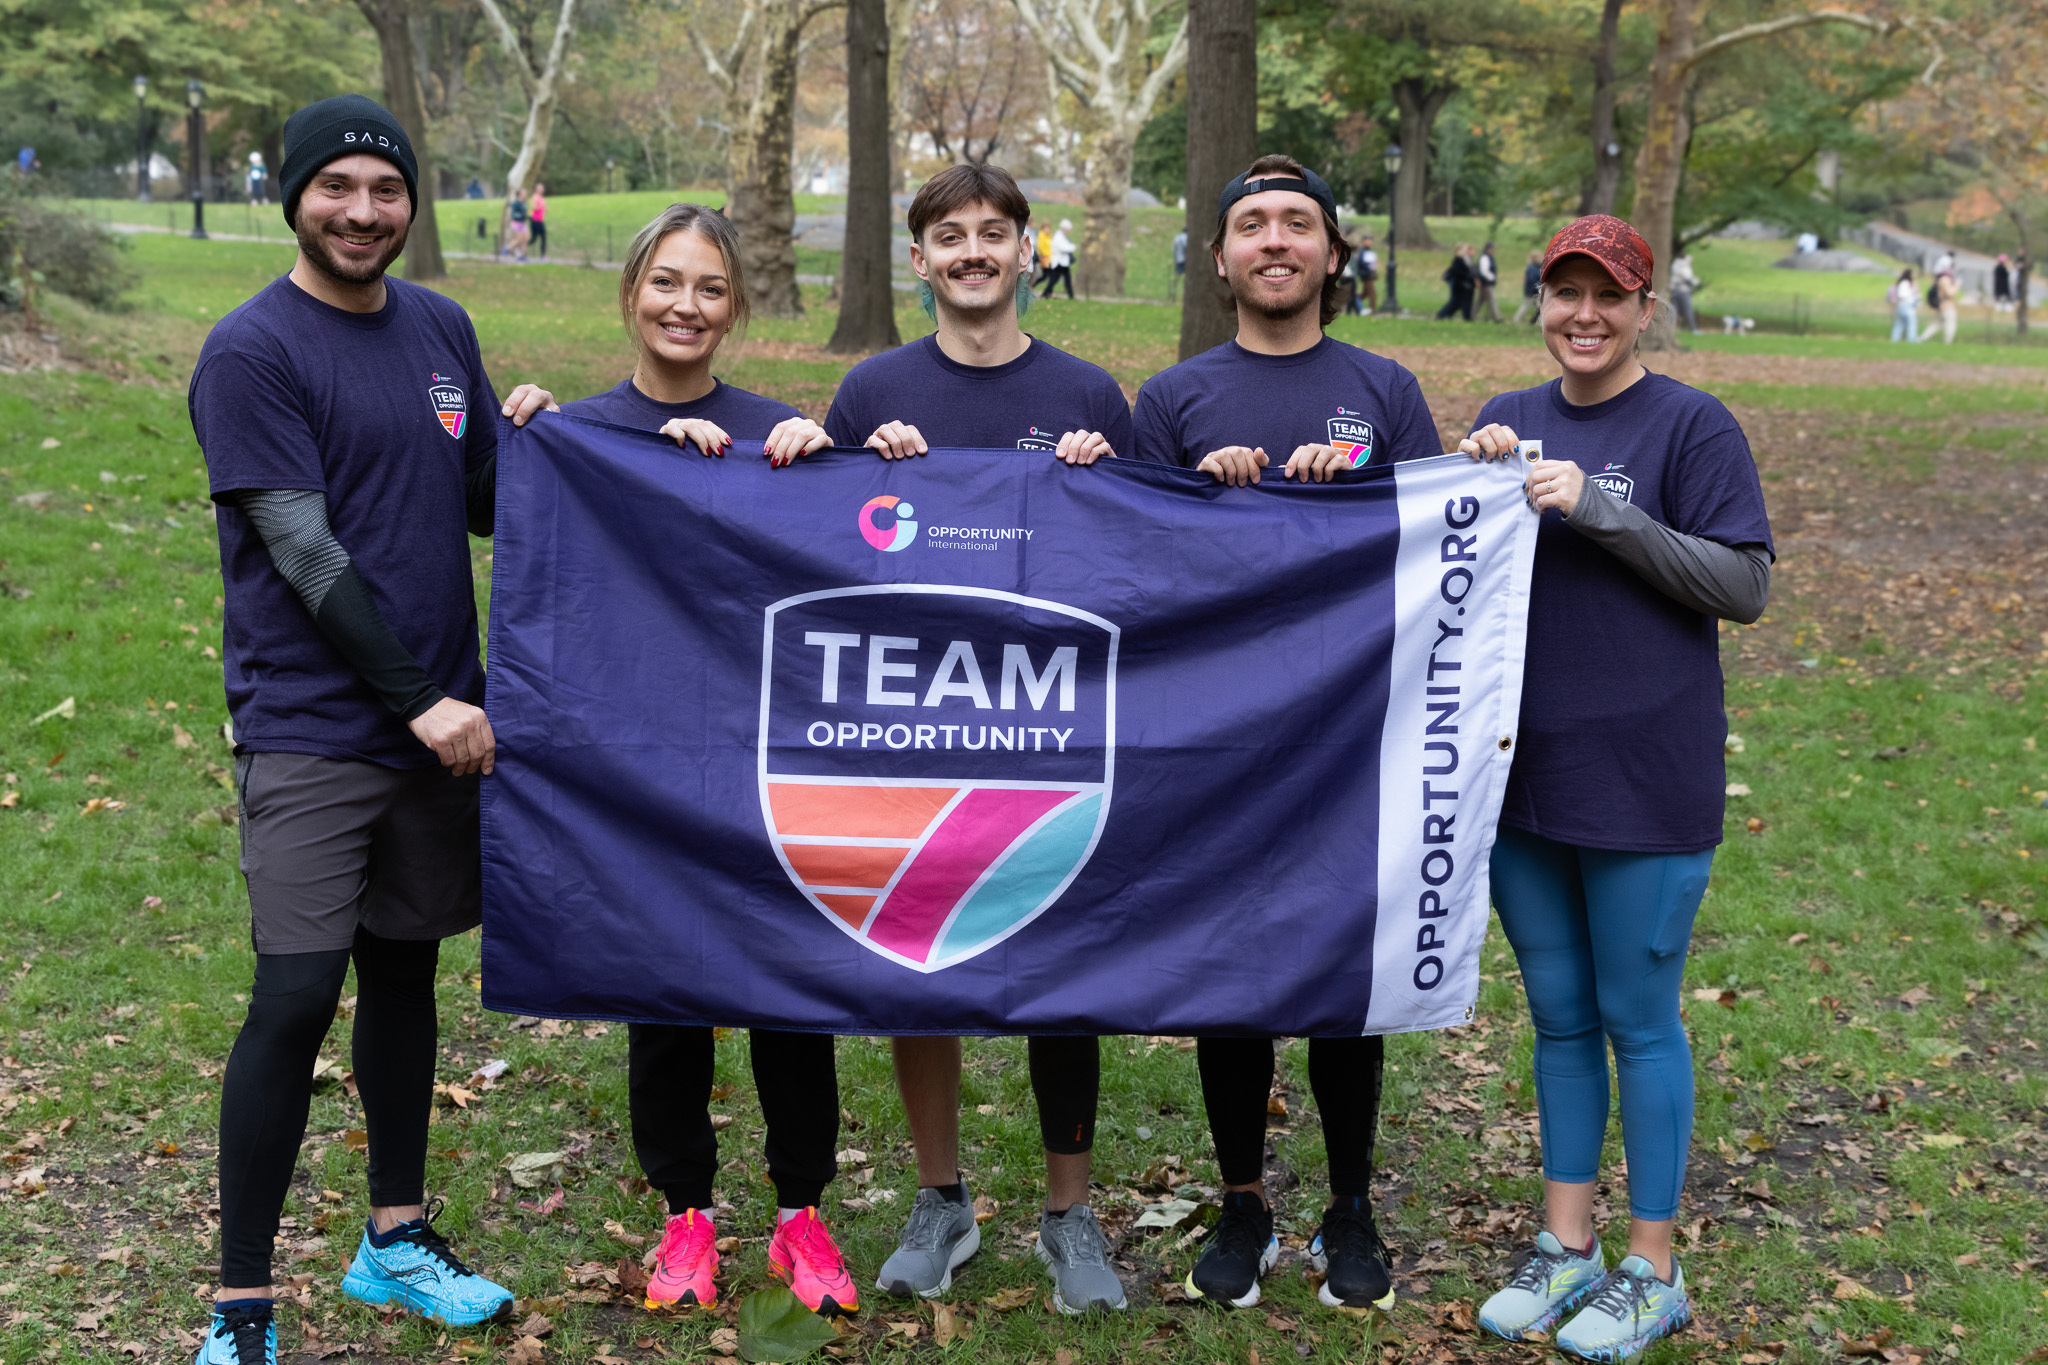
<box><xmin>502</xmin><ymin>203</ymin><xmax>845</xmax><ymax>1318</ymax></box>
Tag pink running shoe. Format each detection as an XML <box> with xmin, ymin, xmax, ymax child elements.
<box><xmin>644</xmin><ymin>1210</ymin><xmax>719</xmax><ymax>1310</ymax></box>
<box><xmin>768</xmin><ymin>1208</ymin><xmax>860</xmax><ymax>1316</ymax></box>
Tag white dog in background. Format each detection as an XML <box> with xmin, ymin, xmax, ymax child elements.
<box><xmin>1721</xmin><ymin>315</ymin><xmax>1757</xmax><ymax>335</ymax></box>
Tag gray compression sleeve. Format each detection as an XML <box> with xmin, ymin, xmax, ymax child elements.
<box><xmin>1563</xmin><ymin>478</ymin><xmax>1772</xmax><ymax>623</ymax></box>
<box><xmin>236</xmin><ymin>488</ymin><xmax>351</xmax><ymax>613</ymax></box>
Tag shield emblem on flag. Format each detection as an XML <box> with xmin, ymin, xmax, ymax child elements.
<box><xmin>758</xmin><ymin>584</ymin><xmax>1118</xmax><ymax>972</ymax></box>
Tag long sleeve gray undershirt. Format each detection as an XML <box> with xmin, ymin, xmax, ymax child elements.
<box><xmin>1563</xmin><ymin>477</ymin><xmax>1772</xmax><ymax>623</ymax></box>
<box><xmin>233</xmin><ymin>488</ymin><xmax>446</xmax><ymax>720</ymax></box>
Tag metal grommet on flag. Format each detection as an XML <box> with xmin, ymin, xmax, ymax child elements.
<box><xmin>1499</xmin><ymin>736</ymin><xmax>1513</xmax><ymax>751</ymax></box>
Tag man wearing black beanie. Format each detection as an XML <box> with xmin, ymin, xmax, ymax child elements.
<box><xmin>186</xmin><ymin>92</ymin><xmax>551</xmax><ymax>1365</ymax></box>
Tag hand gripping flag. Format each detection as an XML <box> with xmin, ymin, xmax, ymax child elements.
<box><xmin>481</xmin><ymin>416</ymin><xmax>1537</xmax><ymax>1037</ymax></box>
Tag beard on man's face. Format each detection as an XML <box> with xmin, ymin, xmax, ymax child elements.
<box><xmin>1229</xmin><ymin>258</ymin><xmax>1323</xmax><ymax>322</ymax></box>
<box><xmin>294</xmin><ymin>214</ymin><xmax>408</xmax><ymax>286</ymax></box>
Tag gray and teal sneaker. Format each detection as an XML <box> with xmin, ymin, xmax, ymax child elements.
<box><xmin>194</xmin><ymin>1301</ymin><xmax>275</xmax><ymax>1365</ymax></box>
<box><xmin>876</xmin><ymin>1184</ymin><xmax>981</xmax><ymax>1298</ymax></box>
<box><xmin>1553</xmin><ymin>1254</ymin><xmax>1691</xmax><ymax>1361</ymax></box>
<box><xmin>1479</xmin><ymin>1231</ymin><xmax>1606</xmax><ymax>1339</ymax></box>
<box><xmin>341</xmin><ymin>1200</ymin><xmax>513</xmax><ymax>1326</ymax></box>
<box><xmin>1035</xmin><ymin>1205</ymin><xmax>1127</xmax><ymax>1314</ymax></box>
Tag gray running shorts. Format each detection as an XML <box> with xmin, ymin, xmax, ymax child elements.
<box><xmin>234</xmin><ymin>750</ymin><xmax>483</xmax><ymax>954</ymax></box>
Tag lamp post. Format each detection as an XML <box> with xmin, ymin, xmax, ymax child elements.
<box><xmin>186</xmin><ymin>80</ymin><xmax>208</xmax><ymax>239</ymax></box>
<box><xmin>134</xmin><ymin>75</ymin><xmax>150</xmax><ymax>202</ymax></box>
<box><xmin>1382</xmin><ymin>142</ymin><xmax>1402</xmax><ymax>315</ymax></box>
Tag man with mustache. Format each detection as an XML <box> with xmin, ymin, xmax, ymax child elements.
<box><xmin>186</xmin><ymin>94</ymin><xmax>550</xmax><ymax>1365</ymax></box>
<box><xmin>1132</xmin><ymin>153</ymin><xmax>1441</xmax><ymax>1315</ymax></box>
<box><xmin>822</xmin><ymin>162</ymin><xmax>1133</xmax><ymax>1316</ymax></box>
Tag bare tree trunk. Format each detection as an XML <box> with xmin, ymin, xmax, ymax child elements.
<box><xmin>1581</xmin><ymin>0</ymin><xmax>1626</xmax><ymax>215</ymax></box>
<box><xmin>1075</xmin><ymin>124</ymin><xmax>1132</xmax><ymax>297</ymax></box>
<box><xmin>1012</xmin><ymin>0</ymin><xmax>1186</xmax><ymax>300</ymax></box>
<box><xmin>1391</xmin><ymin>77</ymin><xmax>1450</xmax><ymax>251</ymax></box>
<box><xmin>477</xmin><ymin>0</ymin><xmax>581</xmax><ymax>234</ymax></box>
<box><xmin>1629</xmin><ymin>0</ymin><xmax>1695</xmax><ymax>352</ymax></box>
<box><xmin>355</xmin><ymin>0</ymin><xmax>448</xmax><ymax>280</ymax></box>
<box><xmin>885</xmin><ymin>0</ymin><xmax>921</xmax><ymax>191</ymax></box>
<box><xmin>1177</xmin><ymin>0</ymin><xmax>1256</xmax><ymax>360</ymax></box>
<box><xmin>728</xmin><ymin>0</ymin><xmax>826</xmax><ymax>319</ymax></box>
<box><xmin>2014</xmin><ymin>209</ymin><xmax>2032</xmax><ymax>337</ymax></box>
<box><xmin>830</xmin><ymin>0</ymin><xmax>903</xmax><ymax>353</ymax></box>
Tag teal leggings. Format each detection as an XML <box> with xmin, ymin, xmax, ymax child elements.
<box><xmin>1488</xmin><ymin>826</ymin><xmax>1713</xmax><ymax>1221</ymax></box>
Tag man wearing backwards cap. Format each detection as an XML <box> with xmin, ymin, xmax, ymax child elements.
<box><xmin>1131</xmin><ymin>154</ymin><xmax>1440</xmax><ymax>1315</ymax></box>
<box><xmin>1458</xmin><ymin>215</ymin><xmax>1771</xmax><ymax>1360</ymax></box>
<box><xmin>187</xmin><ymin>93</ymin><xmax>552</xmax><ymax>1365</ymax></box>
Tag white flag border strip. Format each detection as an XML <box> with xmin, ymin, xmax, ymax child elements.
<box><xmin>1367</xmin><ymin>451</ymin><xmax>1540</xmax><ymax>1035</ymax></box>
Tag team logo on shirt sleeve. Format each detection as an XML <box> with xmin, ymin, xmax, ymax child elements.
<box><xmin>428</xmin><ymin>373</ymin><xmax>468</xmax><ymax>439</ymax></box>
<box><xmin>1328</xmin><ymin>408</ymin><xmax>1375</xmax><ymax>466</ymax></box>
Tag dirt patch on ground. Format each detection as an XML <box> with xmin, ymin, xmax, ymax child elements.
<box><xmin>0</xmin><ymin>316</ymin><xmax>79</xmax><ymax>374</ymax></box>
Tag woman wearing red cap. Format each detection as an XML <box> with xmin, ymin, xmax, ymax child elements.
<box><xmin>1459</xmin><ymin>214</ymin><xmax>1773</xmax><ymax>1361</ymax></box>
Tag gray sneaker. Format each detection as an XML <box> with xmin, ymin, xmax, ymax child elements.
<box><xmin>1035</xmin><ymin>1206</ymin><xmax>1128</xmax><ymax>1314</ymax></box>
<box><xmin>876</xmin><ymin>1186</ymin><xmax>980</xmax><ymax>1298</ymax></box>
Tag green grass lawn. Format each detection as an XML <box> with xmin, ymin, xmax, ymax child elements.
<box><xmin>2</xmin><ymin>236</ymin><xmax>2047</xmax><ymax>1365</ymax></box>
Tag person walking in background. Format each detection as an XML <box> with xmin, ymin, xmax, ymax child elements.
<box><xmin>1932</xmin><ymin>248</ymin><xmax>1955</xmax><ymax>278</ymax></box>
<box><xmin>1669</xmin><ymin>251</ymin><xmax>1702</xmax><ymax>335</ymax></box>
<box><xmin>1510</xmin><ymin>249</ymin><xmax>1543</xmax><ymax>325</ymax></box>
<box><xmin>504</xmin><ymin>188</ymin><xmax>530</xmax><ymax>263</ymax></box>
<box><xmin>1437</xmin><ymin>243</ymin><xmax>1475</xmax><ymax>321</ymax></box>
<box><xmin>1041</xmin><ymin>218</ymin><xmax>1076</xmax><ymax>300</ymax></box>
<box><xmin>1934</xmin><ymin>268</ymin><xmax>1959</xmax><ymax>344</ymax></box>
<box><xmin>1887</xmin><ymin>268</ymin><xmax>1921</xmax><ymax>343</ymax></box>
<box><xmin>1353</xmin><ymin>232</ymin><xmax>1379</xmax><ymax>315</ymax></box>
<box><xmin>1475</xmin><ymin>240</ymin><xmax>1502</xmax><ymax>322</ymax></box>
<box><xmin>246</xmin><ymin>151</ymin><xmax>267</xmax><ymax>206</ymax></box>
<box><xmin>1034</xmin><ymin>223</ymin><xmax>1053</xmax><ymax>286</ymax></box>
<box><xmin>1993</xmin><ymin>254</ymin><xmax>2015</xmax><ymax>313</ymax></box>
<box><xmin>1170</xmin><ymin>226</ymin><xmax>1188</xmax><ymax>301</ymax></box>
<box><xmin>528</xmin><ymin>182</ymin><xmax>549</xmax><ymax>259</ymax></box>
<box><xmin>465</xmin><ymin>177</ymin><xmax>483</xmax><ymax>199</ymax></box>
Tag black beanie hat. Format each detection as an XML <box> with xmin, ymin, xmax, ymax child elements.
<box><xmin>280</xmin><ymin>94</ymin><xmax>418</xmax><ymax>228</ymax></box>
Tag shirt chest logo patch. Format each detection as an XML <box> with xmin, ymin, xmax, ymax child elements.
<box><xmin>1017</xmin><ymin>425</ymin><xmax>1057</xmax><ymax>453</ymax></box>
<box><xmin>1327</xmin><ymin>412</ymin><xmax>1375</xmax><ymax>467</ymax></box>
<box><xmin>428</xmin><ymin>373</ymin><xmax>467</xmax><ymax>439</ymax></box>
<box><xmin>1590</xmin><ymin>471</ymin><xmax>1634</xmax><ymax>502</ymax></box>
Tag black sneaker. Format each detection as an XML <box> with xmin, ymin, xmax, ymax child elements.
<box><xmin>1184</xmin><ymin>1191</ymin><xmax>1278</xmax><ymax>1309</ymax></box>
<box><xmin>1308</xmin><ymin>1196</ymin><xmax>1393</xmax><ymax>1310</ymax></box>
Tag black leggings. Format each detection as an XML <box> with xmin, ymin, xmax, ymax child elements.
<box><xmin>1196</xmin><ymin>1035</ymin><xmax>1383</xmax><ymax>1198</ymax></box>
<box><xmin>628</xmin><ymin>1025</ymin><xmax>839</xmax><ymax>1213</ymax></box>
<box><xmin>217</xmin><ymin>927</ymin><xmax>440</xmax><ymax>1286</ymax></box>
<box><xmin>1040</xmin><ymin>264</ymin><xmax>1074</xmax><ymax>299</ymax></box>
<box><xmin>1027</xmin><ymin>1035</ymin><xmax>1099</xmax><ymax>1155</ymax></box>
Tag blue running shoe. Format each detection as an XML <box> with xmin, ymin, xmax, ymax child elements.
<box><xmin>1478</xmin><ymin>1231</ymin><xmax>1606</xmax><ymax>1340</ymax></box>
<box><xmin>1554</xmin><ymin>1255</ymin><xmax>1692</xmax><ymax>1362</ymax></box>
<box><xmin>341</xmin><ymin>1199</ymin><xmax>513</xmax><ymax>1326</ymax></box>
<box><xmin>195</xmin><ymin>1301</ymin><xmax>276</xmax><ymax>1365</ymax></box>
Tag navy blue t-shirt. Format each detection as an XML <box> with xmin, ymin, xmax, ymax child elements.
<box><xmin>562</xmin><ymin>376</ymin><xmax>801</xmax><ymax>434</ymax></box>
<box><xmin>1473</xmin><ymin>372</ymin><xmax>1774</xmax><ymax>852</ymax></box>
<box><xmin>192</xmin><ymin>275</ymin><xmax>498</xmax><ymax>768</ymax></box>
<box><xmin>823</xmin><ymin>334</ymin><xmax>1132</xmax><ymax>454</ymax></box>
<box><xmin>1131</xmin><ymin>336</ymin><xmax>1440</xmax><ymax>468</ymax></box>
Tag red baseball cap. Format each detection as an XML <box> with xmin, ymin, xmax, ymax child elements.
<box><xmin>1541</xmin><ymin>214</ymin><xmax>1655</xmax><ymax>291</ymax></box>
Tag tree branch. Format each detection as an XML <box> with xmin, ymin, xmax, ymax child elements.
<box><xmin>1685</xmin><ymin>8</ymin><xmax>1894</xmax><ymax>73</ymax></box>
<box><xmin>474</xmin><ymin>0</ymin><xmax>537</xmax><ymax>98</ymax></box>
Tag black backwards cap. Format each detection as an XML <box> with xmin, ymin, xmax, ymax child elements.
<box><xmin>1216</xmin><ymin>164</ymin><xmax>1338</xmax><ymax>226</ymax></box>
<box><xmin>280</xmin><ymin>94</ymin><xmax>419</xmax><ymax>228</ymax></box>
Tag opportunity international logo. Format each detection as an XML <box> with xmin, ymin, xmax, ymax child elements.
<box><xmin>858</xmin><ymin>495</ymin><xmax>918</xmax><ymax>551</ymax></box>
<box><xmin>757</xmin><ymin>585</ymin><xmax>1118</xmax><ymax>972</ymax></box>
